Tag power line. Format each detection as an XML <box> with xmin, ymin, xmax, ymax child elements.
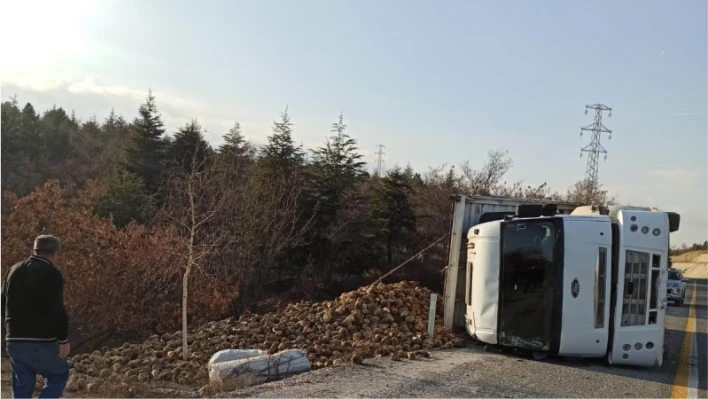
<box><xmin>374</xmin><ymin>144</ymin><xmax>386</xmax><ymax>177</ymax></box>
<box><xmin>580</xmin><ymin>104</ymin><xmax>613</xmax><ymax>196</ymax></box>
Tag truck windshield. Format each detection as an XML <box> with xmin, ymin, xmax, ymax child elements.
<box><xmin>668</xmin><ymin>270</ymin><xmax>680</xmax><ymax>280</ymax></box>
<box><xmin>498</xmin><ymin>219</ymin><xmax>557</xmax><ymax>351</ymax></box>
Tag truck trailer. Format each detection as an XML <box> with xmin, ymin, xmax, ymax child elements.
<box><xmin>442</xmin><ymin>195</ymin><xmax>680</xmax><ymax>367</ymax></box>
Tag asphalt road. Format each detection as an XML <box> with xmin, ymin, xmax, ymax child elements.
<box><xmin>240</xmin><ymin>279</ymin><xmax>707</xmax><ymax>398</ymax></box>
<box><xmin>665</xmin><ymin>278</ymin><xmax>707</xmax><ymax>398</ymax></box>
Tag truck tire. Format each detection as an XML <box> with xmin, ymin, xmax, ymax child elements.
<box><xmin>680</xmin><ymin>294</ymin><xmax>685</xmax><ymax>306</ymax></box>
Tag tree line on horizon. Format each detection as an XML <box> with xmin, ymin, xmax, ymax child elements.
<box><xmin>1</xmin><ymin>92</ymin><xmax>613</xmax><ymax>351</ymax></box>
<box><xmin>670</xmin><ymin>241</ymin><xmax>708</xmax><ymax>255</ymax></box>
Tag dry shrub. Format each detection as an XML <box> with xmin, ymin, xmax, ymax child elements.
<box><xmin>1</xmin><ymin>180</ymin><xmax>233</xmax><ymax>349</ymax></box>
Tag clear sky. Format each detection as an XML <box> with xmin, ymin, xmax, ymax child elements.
<box><xmin>1</xmin><ymin>0</ymin><xmax>706</xmax><ymax>245</ymax></box>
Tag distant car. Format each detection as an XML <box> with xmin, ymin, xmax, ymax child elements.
<box><xmin>667</xmin><ymin>268</ymin><xmax>687</xmax><ymax>306</ymax></box>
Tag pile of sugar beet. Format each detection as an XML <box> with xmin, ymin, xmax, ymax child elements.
<box><xmin>65</xmin><ymin>281</ymin><xmax>464</xmax><ymax>392</ymax></box>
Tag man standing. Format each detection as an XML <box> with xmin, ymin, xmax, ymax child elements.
<box><xmin>2</xmin><ymin>235</ymin><xmax>70</xmax><ymax>398</ymax></box>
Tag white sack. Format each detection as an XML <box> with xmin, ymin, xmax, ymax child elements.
<box><xmin>208</xmin><ymin>349</ymin><xmax>266</xmax><ymax>367</ymax></box>
<box><xmin>208</xmin><ymin>349</ymin><xmax>311</xmax><ymax>385</ymax></box>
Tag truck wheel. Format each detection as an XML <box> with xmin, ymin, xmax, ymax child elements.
<box><xmin>680</xmin><ymin>295</ymin><xmax>685</xmax><ymax>306</ymax></box>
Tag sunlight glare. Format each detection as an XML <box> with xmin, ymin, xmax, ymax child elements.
<box><xmin>0</xmin><ymin>0</ymin><xmax>101</xmax><ymax>70</ymax></box>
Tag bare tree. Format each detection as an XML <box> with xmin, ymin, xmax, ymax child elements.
<box><xmin>161</xmin><ymin>151</ymin><xmax>228</xmax><ymax>360</ymax></box>
<box><xmin>566</xmin><ymin>180</ymin><xmax>617</xmax><ymax>205</ymax></box>
<box><xmin>523</xmin><ymin>182</ymin><xmax>551</xmax><ymax>199</ymax></box>
<box><xmin>459</xmin><ymin>149</ymin><xmax>514</xmax><ymax>196</ymax></box>
<box><xmin>239</xmin><ymin>168</ymin><xmax>314</xmax><ymax>312</ymax></box>
<box><xmin>411</xmin><ymin>165</ymin><xmax>459</xmax><ymax>242</ymax></box>
<box><xmin>403</xmin><ymin>164</ymin><xmax>461</xmax><ymax>289</ymax></box>
<box><xmin>207</xmin><ymin>161</ymin><xmax>314</xmax><ymax>316</ymax></box>
<box><xmin>491</xmin><ymin>181</ymin><xmax>523</xmax><ymax>198</ymax></box>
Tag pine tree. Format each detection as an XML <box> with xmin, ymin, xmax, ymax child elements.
<box><xmin>39</xmin><ymin>106</ymin><xmax>77</xmax><ymax>163</ymax></box>
<box><xmin>123</xmin><ymin>91</ymin><xmax>169</xmax><ymax>196</ymax></box>
<box><xmin>21</xmin><ymin>102</ymin><xmax>39</xmax><ymax>124</ymax></box>
<box><xmin>100</xmin><ymin>110</ymin><xmax>131</xmax><ymax>171</ymax></box>
<box><xmin>170</xmin><ymin>119</ymin><xmax>212</xmax><ymax>173</ymax></box>
<box><xmin>310</xmin><ymin>112</ymin><xmax>366</xmax><ymax>215</ymax></box>
<box><xmin>19</xmin><ymin>103</ymin><xmax>41</xmax><ymax>157</ymax></box>
<box><xmin>373</xmin><ymin>167</ymin><xmax>416</xmax><ymax>267</ymax></box>
<box><xmin>297</xmin><ymin>113</ymin><xmax>370</xmax><ymax>277</ymax></box>
<box><xmin>74</xmin><ymin>117</ymin><xmax>105</xmax><ymax>178</ymax></box>
<box><xmin>260</xmin><ymin>107</ymin><xmax>304</xmax><ymax>171</ymax></box>
<box><xmin>1</xmin><ymin>100</ymin><xmax>20</xmax><ymax>149</ymax></box>
<box><xmin>402</xmin><ymin>163</ymin><xmax>423</xmax><ymax>189</ymax></box>
<box><xmin>219</xmin><ymin>122</ymin><xmax>248</xmax><ymax>157</ymax></box>
<box><xmin>1</xmin><ymin>99</ymin><xmax>23</xmax><ymax>190</ymax></box>
<box><xmin>94</xmin><ymin>170</ymin><xmax>156</xmax><ymax>228</ymax></box>
<box><xmin>104</xmin><ymin>109</ymin><xmax>129</xmax><ymax>139</ymax></box>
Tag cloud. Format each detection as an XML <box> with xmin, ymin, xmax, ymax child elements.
<box><xmin>640</xmin><ymin>106</ymin><xmax>708</xmax><ymax>119</ymax></box>
<box><xmin>63</xmin><ymin>76</ymin><xmax>213</xmax><ymax>123</ymax></box>
<box><xmin>672</xmin><ymin>105</ymin><xmax>706</xmax><ymax>111</ymax></box>
<box><xmin>67</xmin><ymin>77</ymin><xmax>145</xmax><ymax>101</ymax></box>
<box><xmin>1</xmin><ymin>72</ymin><xmax>269</xmax><ymax>145</ymax></box>
<box><xmin>659</xmin><ymin>50</ymin><xmax>666</xmax><ymax>59</ymax></box>
<box><xmin>662</xmin><ymin>112</ymin><xmax>707</xmax><ymax>117</ymax></box>
<box><xmin>639</xmin><ymin>140</ymin><xmax>706</xmax><ymax>144</ymax></box>
<box><xmin>1</xmin><ymin>72</ymin><xmax>69</xmax><ymax>92</ymax></box>
<box><xmin>650</xmin><ymin>165</ymin><xmax>703</xmax><ymax>188</ymax></box>
<box><xmin>1</xmin><ymin>72</ymin><xmax>362</xmax><ymax>153</ymax></box>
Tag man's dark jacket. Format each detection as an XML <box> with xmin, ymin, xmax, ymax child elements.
<box><xmin>1</xmin><ymin>256</ymin><xmax>69</xmax><ymax>343</ymax></box>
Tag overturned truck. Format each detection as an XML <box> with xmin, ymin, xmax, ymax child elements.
<box><xmin>443</xmin><ymin>195</ymin><xmax>680</xmax><ymax>367</ymax></box>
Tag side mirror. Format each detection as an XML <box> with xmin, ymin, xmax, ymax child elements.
<box><xmin>667</xmin><ymin>212</ymin><xmax>680</xmax><ymax>233</ymax></box>
<box><xmin>682</xmin><ymin>278</ymin><xmax>689</xmax><ymax>283</ymax></box>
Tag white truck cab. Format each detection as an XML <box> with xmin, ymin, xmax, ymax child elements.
<box><xmin>463</xmin><ymin>204</ymin><xmax>680</xmax><ymax>367</ymax></box>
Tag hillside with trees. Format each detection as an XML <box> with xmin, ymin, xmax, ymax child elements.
<box><xmin>670</xmin><ymin>241</ymin><xmax>708</xmax><ymax>256</ymax></box>
<box><xmin>1</xmin><ymin>93</ymin><xmax>614</xmax><ymax>352</ymax></box>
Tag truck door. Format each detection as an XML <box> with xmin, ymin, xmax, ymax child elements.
<box><xmin>498</xmin><ymin>218</ymin><xmax>562</xmax><ymax>352</ymax></box>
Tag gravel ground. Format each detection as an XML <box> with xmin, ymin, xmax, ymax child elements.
<box><xmin>222</xmin><ymin>349</ymin><xmax>499</xmax><ymax>398</ymax></box>
<box><xmin>222</xmin><ymin>348</ymin><xmax>635</xmax><ymax>398</ymax></box>
<box><xmin>224</xmin><ymin>344</ymin><xmax>704</xmax><ymax>398</ymax></box>
<box><xmin>224</xmin><ymin>282</ymin><xmax>707</xmax><ymax>399</ymax></box>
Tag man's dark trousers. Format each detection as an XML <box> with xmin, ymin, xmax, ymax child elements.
<box><xmin>6</xmin><ymin>341</ymin><xmax>69</xmax><ymax>399</ymax></box>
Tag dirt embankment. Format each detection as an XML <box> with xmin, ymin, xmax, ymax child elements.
<box><xmin>671</xmin><ymin>250</ymin><xmax>708</xmax><ymax>279</ymax></box>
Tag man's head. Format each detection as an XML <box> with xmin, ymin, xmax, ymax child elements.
<box><xmin>33</xmin><ymin>235</ymin><xmax>62</xmax><ymax>264</ymax></box>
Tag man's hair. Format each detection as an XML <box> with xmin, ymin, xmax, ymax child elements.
<box><xmin>33</xmin><ymin>235</ymin><xmax>61</xmax><ymax>256</ymax></box>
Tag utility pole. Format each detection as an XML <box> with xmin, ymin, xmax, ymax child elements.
<box><xmin>374</xmin><ymin>144</ymin><xmax>386</xmax><ymax>178</ymax></box>
<box><xmin>580</xmin><ymin>104</ymin><xmax>613</xmax><ymax>199</ymax></box>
